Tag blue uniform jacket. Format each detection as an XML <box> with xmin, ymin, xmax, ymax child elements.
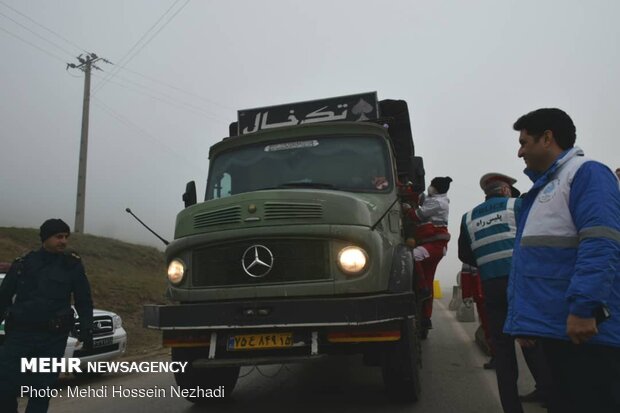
<box><xmin>458</xmin><ymin>196</ymin><xmax>522</xmax><ymax>281</ymax></box>
<box><xmin>504</xmin><ymin>147</ymin><xmax>620</xmax><ymax>347</ymax></box>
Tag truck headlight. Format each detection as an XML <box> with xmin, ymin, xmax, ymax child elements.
<box><xmin>337</xmin><ymin>246</ymin><xmax>368</xmax><ymax>275</ymax></box>
<box><xmin>113</xmin><ymin>315</ymin><xmax>122</xmax><ymax>330</ymax></box>
<box><xmin>167</xmin><ymin>259</ymin><xmax>185</xmax><ymax>284</ymax></box>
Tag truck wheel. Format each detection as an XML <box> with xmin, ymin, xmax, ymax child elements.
<box><xmin>381</xmin><ymin>320</ymin><xmax>421</xmax><ymax>403</ymax></box>
<box><xmin>416</xmin><ymin>293</ymin><xmax>431</xmax><ymax>340</ymax></box>
<box><xmin>418</xmin><ymin>325</ymin><xmax>429</xmax><ymax>340</ymax></box>
<box><xmin>413</xmin><ymin>264</ymin><xmax>429</xmax><ymax>340</ymax></box>
<box><xmin>171</xmin><ymin>348</ymin><xmax>240</xmax><ymax>403</ymax></box>
<box><xmin>415</xmin><ymin>306</ymin><xmax>429</xmax><ymax>340</ymax></box>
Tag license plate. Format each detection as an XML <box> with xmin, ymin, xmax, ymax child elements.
<box><xmin>92</xmin><ymin>337</ymin><xmax>113</xmax><ymax>348</ymax></box>
<box><xmin>227</xmin><ymin>333</ymin><xmax>293</xmax><ymax>351</ymax></box>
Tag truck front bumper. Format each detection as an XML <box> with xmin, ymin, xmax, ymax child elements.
<box><xmin>144</xmin><ymin>292</ymin><xmax>415</xmax><ymax>330</ymax></box>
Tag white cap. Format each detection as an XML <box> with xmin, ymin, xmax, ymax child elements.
<box><xmin>479</xmin><ymin>172</ymin><xmax>517</xmax><ymax>191</ymax></box>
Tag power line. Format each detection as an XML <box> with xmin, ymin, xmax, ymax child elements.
<box><xmin>120</xmin><ymin>0</ymin><xmax>191</xmax><ymax>65</ymax></box>
<box><xmin>90</xmin><ymin>71</ymin><xmax>228</xmax><ymax>123</ymax></box>
<box><xmin>93</xmin><ymin>0</ymin><xmax>190</xmax><ymax>95</ymax></box>
<box><xmin>67</xmin><ymin>69</ymin><xmax>83</xmax><ymax>78</ymax></box>
<box><xmin>1</xmin><ymin>22</ymin><xmax>229</xmax><ymax>126</ymax></box>
<box><xmin>92</xmin><ymin>96</ymin><xmax>204</xmax><ymax>174</ymax></box>
<box><xmin>0</xmin><ymin>0</ymin><xmax>87</xmax><ymax>53</ymax></box>
<box><xmin>0</xmin><ymin>10</ymin><xmax>76</xmax><ymax>57</ymax></box>
<box><xmin>112</xmin><ymin>0</ymin><xmax>185</xmax><ymax>68</ymax></box>
<box><xmin>0</xmin><ymin>0</ymin><xmax>233</xmax><ymax>120</ymax></box>
<box><xmin>95</xmin><ymin>76</ymin><xmax>227</xmax><ymax>123</ymax></box>
<box><xmin>119</xmin><ymin>66</ymin><xmax>236</xmax><ymax>112</ymax></box>
<box><xmin>0</xmin><ymin>25</ymin><xmax>67</xmax><ymax>63</ymax></box>
<box><xmin>0</xmin><ymin>1</ymin><xmax>230</xmax><ymax>117</ymax></box>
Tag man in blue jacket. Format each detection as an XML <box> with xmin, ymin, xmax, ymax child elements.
<box><xmin>505</xmin><ymin>108</ymin><xmax>620</xmax><ymax>413</ymax></box>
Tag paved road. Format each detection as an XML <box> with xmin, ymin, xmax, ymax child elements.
<box><xmin>20</xmin><ymin>296</ymin><xmax>546</xmax><ymax>413</ymax></box>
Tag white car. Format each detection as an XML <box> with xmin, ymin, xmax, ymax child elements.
<box><xmin>0</xmin><ymin>265</ymin><xmax>127</xmax><ymax>367</ymax></box>
<box><xmin>64</xmin><ymin>308</ymin><xmax>128</xmax><ymax>364</ymax></box>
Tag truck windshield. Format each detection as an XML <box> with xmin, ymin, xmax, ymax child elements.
<box><xmin>206</xmin><ymin>135</ymin><xmax>392</xmax><ymax>200</ymax></box>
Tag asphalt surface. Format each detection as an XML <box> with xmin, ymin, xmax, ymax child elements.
<box><xmin>18</xmin><ymin>295</ymin><xmax>547</xmax><ymax>413</ymax></box>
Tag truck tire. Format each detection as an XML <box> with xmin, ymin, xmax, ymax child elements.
<box><xmin>171</xmin><ymin>348</ymin><xmax>240</xmax><ymax>403</ymax></box>
<box><xmin>415</xmin><ymin>298</ymin><xmax>429</xmax><ymax>340</ymax></box>
<box><xmin>418</xmin><ymin>322</ymin><xmax>430</xmax><ymax>340</ymax></box>
<box><xmin>381</xmin><ymin>320</ymin><xmax>421</xmax><ymax>403</ymax></box>
<box><xmin>412</xmin><ymin>262</ymin><xmax>430</xmax><ymax>340</ymax></box>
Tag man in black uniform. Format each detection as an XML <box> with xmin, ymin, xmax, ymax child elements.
<box><xmin>0</xmin><ymin>219</ymin><xmax>93</xmax><ymax>413</ymax></box>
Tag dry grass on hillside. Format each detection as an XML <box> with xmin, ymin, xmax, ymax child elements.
<box><xmin>0</xmin><ymin>227</ymin><xmax>169</xmax><ymax>357</ymax></box>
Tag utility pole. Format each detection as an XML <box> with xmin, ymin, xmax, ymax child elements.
<box><xmin>67</xmin><ymin>53</ymin><xmax>109</xmax><ymax>233</ymax></box>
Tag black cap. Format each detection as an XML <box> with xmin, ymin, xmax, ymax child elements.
<box><xmin>431</xmin><ymin>177</ymin><xmax>452</xmax><ymax>194</ymax></box>
<box><xmin>40</xmin><ymin>219</ymin><xmax>70</xmax><ymax>242</ymax></box>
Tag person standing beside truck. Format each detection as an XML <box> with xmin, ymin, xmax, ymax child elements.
<box><xmin>0</xmin><ymin>219</ymin><xmax>94</xmax><ymax>413</ymax></box>
<box><xmin>458</xmin><ymin>173</ymin><xmax>526</xmax><ymax>413</ymax></box>
<box><xmin>505</xmin><ymin>108</ymin><xmax>620</xmax><ymax>413</ymax></box>
<box><xmin>459</xmin><ymin>173</ymin><xmax>553</xmax><ymax>412</ymax></box>
<box><xmin>404</xmin><ymin>176</ymin><xmax>452</xmax><ymax>330</ymax></box>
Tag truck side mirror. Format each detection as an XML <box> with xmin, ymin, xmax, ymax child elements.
<box><xmin>182</xmin><ymin>181</ymin><xmax>197</xmax><ymax>208</ymax></box>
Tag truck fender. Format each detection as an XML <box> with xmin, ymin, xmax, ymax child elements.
<box><xmin>388</xmin><ymin>244</ymin><xmax>414</xmax><ymax>292</ymax></box>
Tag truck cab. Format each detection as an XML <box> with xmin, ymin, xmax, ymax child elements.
<box><xmin>144</xmin><ymin>92</ymin><xmax>425</xmax><ymax>403</ymax></box>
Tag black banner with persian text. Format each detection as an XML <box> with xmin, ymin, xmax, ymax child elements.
<box><xmin>237</xmin><ymin>92</ymin><xmax>379</xmax><ymax>135</ymax></box>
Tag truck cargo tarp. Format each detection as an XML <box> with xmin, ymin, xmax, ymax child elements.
<box><xmin>378</xmin><ymin>99</ymin><xmax>416</xmax><ymax>179</ymax></box>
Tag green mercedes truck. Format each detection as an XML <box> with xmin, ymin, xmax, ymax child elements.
<box><xmin>144</xmin><ymin>92</ymin><xmax>426</xmax><ymax>403</ymax></box>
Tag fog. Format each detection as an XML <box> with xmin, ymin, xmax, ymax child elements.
<box><xmin>1</xmin><ymin>0</ymin><xmax>619</xmax><ymax>284</ymax></box>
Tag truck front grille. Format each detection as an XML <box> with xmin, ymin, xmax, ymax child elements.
<box><xmin>192</xmin><ymin>239</ymin><xmax>330</xmax><ymax>287</ymax></box>
<box><xmin>194</xmin><ymin>206</ymin><xmax>242</xmax><ymax>229</ymax></box>
<box><xmin>264</xmin><ymin>202</ymin><xmax>323</xmax><ymax>220</ymax></box>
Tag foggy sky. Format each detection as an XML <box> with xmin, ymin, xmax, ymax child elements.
<box><xmin>1</xmin><ymin>0</ymin><xmax>619</xmax><ymax>284</ymax></box>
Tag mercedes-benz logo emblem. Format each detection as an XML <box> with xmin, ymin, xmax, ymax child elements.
<box><xmin>242</xmin><ymin>245</ymin><xmax>274</xmax><ymax>278</ymax></box>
